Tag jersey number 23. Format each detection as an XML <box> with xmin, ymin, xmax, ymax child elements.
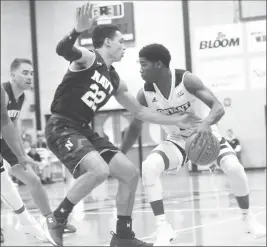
<box><xmin>81</xmin><ymin>84</ymin><xmax>106</xmax><ymax>111</ymax></box>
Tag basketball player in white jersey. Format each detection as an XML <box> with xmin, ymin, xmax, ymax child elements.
<box><xmin>121</xmin><ymin>44</ymin><xmax>266</xmax><ymax>245</ymax></box>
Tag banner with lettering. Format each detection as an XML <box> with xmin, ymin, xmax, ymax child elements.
<box><xmin>194</xmin><ymin>23</ymin><xmax>243</xmax><ymax>58</ymax></box>
<box><xmin>195</xmin><ymin>59</ymin><xmax>246</xmax><ymax>92</ymax></box>
<box><xmin>249</xmin><ymin>57</ymin><xmax>266</xmax><ymax>89</ymax></box>
<box><xmin>245</xmin><ymin>20</ymin><xmax>266</xmax><ymax>53</ymax></box>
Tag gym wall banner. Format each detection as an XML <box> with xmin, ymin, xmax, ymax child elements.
<box><xmin>249</xmin><ymin>57</ymin><xmax>266</xmax><ymax>89</ymax></box>
<box><xmin>245</xmin><ymin>20</ymin><xmax>266</xmax><ymax>53</ymax></box>
<box><xmin>195</xmin><ymin>58</ymin><xmax>246</xmax><ymax>92</ymax></box>
<box><xmin>78</xmin><ymin>2</ymin><xmax>135</xmax><ymax>47</ymax></box>
<box><xmin>194</xmin><ymin>23</ymin><xmax>243</xmax><ymax>58</ymax></box>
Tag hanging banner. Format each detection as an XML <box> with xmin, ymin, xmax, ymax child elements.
<box><xmin>249</xmin><ymin>57</ymin><xmax>266</xmax><ymax>89</ymax></box>
<box><xmin>245</xmin><ymin>20</ymin><xmax>266</xmax><ymax>53</ymax></box>
<box><xmin>195</xmin><ymin>59</ymin><xmax>246</xmax><ymax>92</ymax></box>
<box><xmin>194</xmin><ymin>23</ymin><xmax>243</xmax><ymax>58</ymax></box>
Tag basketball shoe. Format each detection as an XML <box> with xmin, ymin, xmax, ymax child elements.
<box><xmin>110</xmin><ymin>231</ymin><xmax>153</xmax><ymax>247</ymax></box>
<box><xmin>15</xmin><ymin>215</ymin><xmax>46</xmax><ymax>241</ymax></box>
<box><xmin>40</xmin><ymin>215</ymin><xmax>64</xmax><ymax>246</ymax></box>
<box><xmin>63</xmin><ymin>221</ymin><xmax>76</xmax><ymax>234</ymax></box>
<box><xmin>243</xmin><ymin>213</ymin><xmax>266</xmax><ymax>238</ymax></box>
<box><xmin>154</xmin><ymin>222</ymin><xmax>176</xmax><ymax>246</ymax></box>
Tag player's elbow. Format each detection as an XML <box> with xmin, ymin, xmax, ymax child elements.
<box><xmin>213</xmin><ymin>101</ymin><xmax>225</xmax><ymax>118</ymax></box>
<box><xmin>56</xmin><ymin>40</ymin><xmax>70</xmax><ymax>58</ymax></box>
<box><xmin>134</xmin><ymin>107</ymin><xmax>149</xmax><ymax>121</ymax></box>
<box><xmin>134</xmin><ymin>111</ymin><xmax>145</xmax><ymax>121</ymax></box>
<box><xmin>56</xmin><ymin>42</ymin><xmax>64</xmax><ymax>56</ymax></box>
<box><xmin>218</xmin><ymin>104</ymin><xmax>225</xmax><ymax>117</ymax></box>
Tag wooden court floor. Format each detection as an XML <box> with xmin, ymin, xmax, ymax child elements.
<box><xmin>1</xmin><ymin>168</ymin><xmax>266</xmax><ymax>246</ymax></box>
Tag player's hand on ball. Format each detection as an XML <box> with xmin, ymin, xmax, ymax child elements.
<box><xmin>192</xmin><ymin>121</ymin><xmax>212</xmax><ymax>147</ymax></box>
<box><xmin>75</xmin><ymin>2</ymin><xmax>98</xmax><ymax>33</ymax></box>
<box><xmin>17</xmin><ymin>155</ymin><xmax>38</xmax><ymax>170</ymax></box>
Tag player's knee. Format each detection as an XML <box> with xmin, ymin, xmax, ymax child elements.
<box><xmin>220</xmin><ymin>155</ymin><xmax>245</xmax><ymax>176</ymax></box>
<box><xmin>142</xmin><ymin>156</ymin><xmax>163</xmax><ymax>187</ymax></box>
<box><xmin>80</xmin><ymin>155</ymin><xmax>110</xmax><ymax>181</ymax></box>
<box><xmin>127</xmin><ymin>165</ymin><xmax>139</xmax><ymax>183</ymax></box>
<box><xmin>118</xmin><ymin>162</ymin><xmax>139</xmax><ymax>185</ymax></box>
<box><xmin>220</xmin><ymin>155</ymin><xmax>249</xmax><ymax>196</ymax></box>
<box><xmin>91</xmin><ymin>164</ymin><xmax>109</xmax><ymax>182</ymax></box>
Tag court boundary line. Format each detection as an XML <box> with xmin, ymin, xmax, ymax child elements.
<box><xmin>139</xmin><ymin>211</ymin><xmax>266</xmax><ymax>241</ymax></box>
<box><xmin>1</xmin><ymin>206</ymin><xmax>266</xmax><ymax>217</ymax></box>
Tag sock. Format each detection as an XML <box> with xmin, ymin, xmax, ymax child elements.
<box><xmin>150</xmin><ymin>200</ymin><xmax>166</xmax><ymax>225</ymax></box>
<box><xmin>116</xmin><ymin>216</ymin><xmax>132</xmax><ymax>238</ymax></box>
<box><xmin>14</xmin><ymin>205</ymin><xmax>34</xmax><ymax>225</ymax></box>
<box><xmin>53</xmin><ymin>197</ymin><xmax>75</xmax><ymax>223</ymax></box>
<box><xmin>156</xmin><ymin>214</ymin><xmax>167</xmax><ymax>226</ymax></box>
<box><xmin>236</xmin><ymin>194</ymin><xmax>250</xmax><ymax>216</ymax></box>
<box><xmin>150</xmin><ymin>200</ymin><xmax>164</xmax><ymax>214</ymax></box>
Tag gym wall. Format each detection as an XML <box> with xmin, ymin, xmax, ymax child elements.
<box><xmin>189</xmin><ymin>1</ymin><xmax>266</xmax><ymax>168</ymax></box>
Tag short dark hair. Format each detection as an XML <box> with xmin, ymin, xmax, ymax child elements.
<box><xmin>10</xmin><ymin>58</ymin><xmax>32</xmax><ymax>72</ymax></box>
<box><xmin>92</xmin><ymin>24</ymin><xmax>120</xmax><ymax>49</ymax></box>
<box><xmin>139</xmin><ymin>44</ymin><xmax>171</xmax><ymax>68</ymax></box>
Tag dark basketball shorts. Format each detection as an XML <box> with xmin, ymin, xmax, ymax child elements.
<box><xmin>0</xmin><ymin>139</ymin><xmax>18</xmax><ymax>167</ymax></box>
<box><xmin>45</xmin><ymin>114</ymin><xmax>120</xmax><ymax>179</ymax></box>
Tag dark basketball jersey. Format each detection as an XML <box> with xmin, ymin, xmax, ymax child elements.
<box><xmin>2</xmin><ymin>82</ymin><xmax>25</xmax><ymax>122</ymax></box>
<box><xmin>51</xmin><ymin>50</ymin><xmax>120</xmax><ymax>124</ymax></box>
<box><xmin>1</xmin><ymin>81</ymin><xmax>25</xmax><ymax>160</ymax></box>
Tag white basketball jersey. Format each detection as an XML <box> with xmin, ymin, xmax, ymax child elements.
<box><xmin>143</xmin><ymin>69</ymin><xmax>221</xmax><ymax>147</ymax></box>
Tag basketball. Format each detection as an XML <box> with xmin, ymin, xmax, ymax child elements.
<box><xmin>185</xmin><ymin>132</ymin><xmax>220</xmax><ymax>166</ymax></box>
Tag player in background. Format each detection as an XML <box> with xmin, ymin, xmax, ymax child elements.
<box><xmin>120</xmin><ymin>44</ymin><xmax>266</xmax><ymax>246</ymax></box>
<box><xmin>45</xmin><ymin>2</ymin><xmax>200</xmax><ymax>246</ymax></box>
<box><xmin>226</xmin><ymin>129</ymin><xmax>242</xmax><ymax>163</ymax></box>
<box><xmin>1</xmin><ymin>84</ymin><xmax>47</xmax><ymax>243</ymax></box>
<box><xmin>1</xmin><ymin>59</ymin><xmax>75</xmax><ymax>246</ymax></box>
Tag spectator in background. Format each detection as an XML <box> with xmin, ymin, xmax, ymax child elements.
<box><xmin>27</xmin><ymin>144</ymin><xmax>42</xmax><ymax>163</ymax></box>
<box><xmin>21</xmin><ymin>130</ymin><xmax>32</xmax><ymax>144</ymax></box>
<box><xmin>27</xmin><ymin>144</ymin><xmax>42</xmax><ymax>175</ymax></box>
<box><xmin>23</xmin><ymin>140</ymin><xmax>32</xmax><ymax>154</ymax></box>
<box><xmin>36</xmin><ymin>131</ymin><xmax>47</xmax><ymax>148</ymax></box>
<box><xmin>226</xmin><ymin>129</ymin><xmax>242</xmax><ymax>163</ymax></box>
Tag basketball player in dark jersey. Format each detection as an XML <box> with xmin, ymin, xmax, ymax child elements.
<box><xmin>1</xmin><ymin>84</ymin><xmax>47</xmax><ymax>243</ymax></box>
<box><xmin>120</xmin><ymin>44</ymin><xmax>266</xmax><ymax>245</ymax></box>
<box><xmin>45</xmin><ymin>2</ymin><xmax>197</xmax><ymax>246</ymax></box>
<box><xmin>1</xmin><ymin>59</ymin><xmax>75</xmax><ymax>246</ymax></box>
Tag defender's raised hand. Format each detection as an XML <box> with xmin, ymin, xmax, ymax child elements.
<box><xmin>75</xmin><ymin>2</ymin><xmax>98</xmax><ymax>33</ymax></box>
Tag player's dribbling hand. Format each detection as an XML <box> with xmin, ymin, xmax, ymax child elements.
<box><xmin>75</xmin><ymin>2</ymin><xmax>98</xmax><ymax>33</ymax></box>
<box><xmin>192</xmin><ymin>120</ymin><xmax>212</xmax><ymax>147</ymax></box>
<box><xmin>17</xmin><ymin>155</ymin><xmax>38</xmax><ymax>171</ymax></box>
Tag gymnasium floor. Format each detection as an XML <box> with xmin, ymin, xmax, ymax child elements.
<box><xmin>1</xmin><ymin>168</ymin><xmax>266</xmax><ymax>246</ymax></box>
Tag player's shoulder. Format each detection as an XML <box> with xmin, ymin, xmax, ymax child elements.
<box><xmin>172</xmin><ymin>69</ymin><xmax>189</xmax><ymax>87</ymax></box>
<box><xmin>180</xmin><ymin>71</ymin><xmax>205</xmax><ymax>93</ymax></box>
<box><xmin>116</xmin><ymin>79</ymin><xmax>127</xmax><ymax>94</ymax></box>
<box><xmin>68</xmin><ymin>48</ymin><xmax>96</xmax><ymax>73</ymax></box>
<box><xmin>1</xmin><ymin>82</ymin><xmax>10</xmax><ymax>102</ymax></box>
<box><xmin>2</xmin><ymin>81</ymin><xmax>10</xmax><ymax>92</ymax></box>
